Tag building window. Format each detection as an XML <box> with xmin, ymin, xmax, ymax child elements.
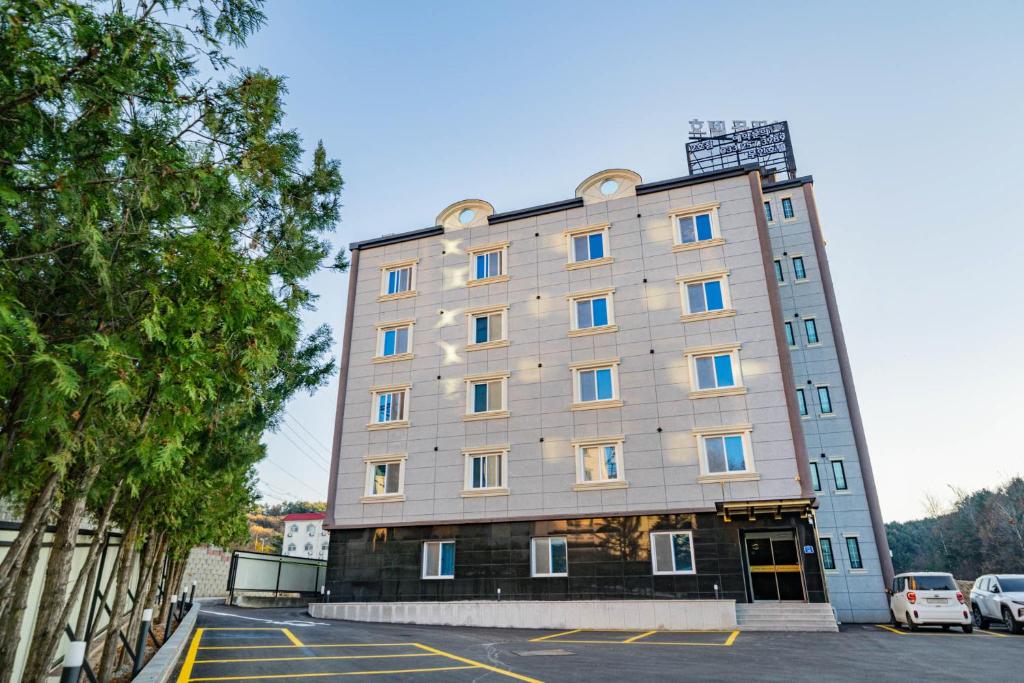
<box><xmin>774</xmin><ymin>259</ymin><xmax>784</xmax><ymax>283</ymax></box>
<box><xmin>379</xmin><ymin>259</ymin><xmax>417</xmax><ymax>300</ymax></box>
<box><xmin>671</xmin><ymin>204</ymin><xmax>722</xmax><ymax>251</ymax></box>
<box><xmin>287</xmin><ymin>543</ymin><xmax>296</xmax><ymax>553</ymax></box>
<box><xmin>764</xmin><ymin>200</ymin><xmax>774</xmax><ymax>223</ymax></box>
<box><xmin>462</xmin><ymin>448</ymin><xmax>508</xmax><ymax>493</ymax></box>
<box><xmin>466</xmin><ymin>306</ymin><xmax>507</xmax><ymax>349</ymax></box>
<box><xmin>362</xmin><ymin>456</ymin><xmax>405</xmax><ymax>500</ymax></box>
<box><xmin>785</xmin><ymin>321</ymin><xmax>796</xmax><ymax>347</ymax></box>
<box><xmin>797</xmin><ymin>388</ymin><xmax>808</xmax><ymax>416</ymax></box>
<box><xmin>817</xmin><ymin>385</ymin><xmax>833</xmax><ymax>414</ymax></box>
<box><xmin>375</xmin><ymin>322</ymin><xmax>413</xmax><ymax>360</ymax></box>
<box><xmin>792</xmin><ymin>256</ymin><xmax>807</xmax><ymax>281</ymax></box>
<box><xmin>531</xmin><ymin>537</ymin><xmax>568</xmax><ymax>577</ymax></box>
<box><xmin>370</xmin><ymin>386</ymin><xmax>409</xmax><ymax>427</ymax></box>
<box><xmin>570</xmin><ymin>360</ymin><xmax>621</xmax><ymax>409</ymax></box>
<box><xmin>831</xmin><ymin>460</ymin><xmax>848</xmax><ymax>491</ymax></box>
<box><xmin>804</xmin><ymin>318</ymin><xmax>819</xmax><ymax>344</ymax></box>
<box><xmin>304</xmin><ymin>542</ymin><xmax>313</xmax><ymax>553</ymax></box>
<box><xmin>306</xmin><ymin>524</ymin><xmax>316</xmax><ymax>535</ymax></box>
<box><xmin>694</xmin><ymin>428</ymin><xmax>754</xmax><ymax>478</ymax></box>
<box><xmin>781</xmin><ymin>196</ymin><xmax>795</xmax><ymax>220</ymax></box>
<box><xmin>289</xmin><ymin>524</ymin><xmax>298</xmax><ymax>534</ymax></box>
<box><xmin>422</xmin><ymin>540</ymin><xmax>455</xmax><ymax>579</ymax></box>
<box><xmin>466</xmin><ymin>242</ymin><xmax>509</xmax><ymax>285</ymax></box>
<box><xmin>845</xmin><ymin>537</ymin><xmax>863</xmax><ymax>570</ymax></box>
<box><xmin>678</xmin><ymin>271</ymin><xmax>732</xmax><ymax>320</ymax></box>
<box><xmin>820</xmin><ymin>538</ymin><xmax>835</xmax><ymax>570</ymax></box>
<box><xmin>685</xmin><ymin>344</ymin><xmax>744</xmax><ymax>398</ymax></box>
<box><xmin>463</xmin><ymin>372</ymin><xmax>509</xmax><ymax>419</ymax></box>
<box><xmin>566</xmin><ymin>224</ymin><xmax>611</xmax><ymax>268</ymax></box>
<box><xmin>650</xmin><ymin>531</ymin><xmax>696</xmax><ymax>575</ymax></box>
<box><xmin>810</xmin><ymin>461</ymin><xmax>821</xmax><ymax>492</ymax></box>
<box><xmin>568</xmin><ymin>289</ymin><xmax>616</xmax><ymax>334</ymax></box>
<box><xmin>573</xmin><ymin>439</ymin><xmax>624</xmax><ymax>487</ymax></box>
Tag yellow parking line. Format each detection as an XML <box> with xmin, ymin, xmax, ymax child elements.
<box><xmin>724</xmin><ymin>630</ymin><xmax>740</xmax><ymax>646</ymax></box>
<box><xmin>176</xmin><ymin>628</ymin><xmax>205</xmax><ymax>683</ymax></box>
<box><xmin>875</xmin><ymin>624</ymin><xmax>907</xmax><ymax>635</ymax></box>
<box><xmin>201</xmin><ymin>628</ymin><xmax>284</xmax><ymax>631</ymax></box>
<box><xmin>529</xmin><ymin>628</ymin><xmax>581</xmax><ymax>642</ymax></box>
<box><xmin>622</xmin><ymin>630</ymin><xmax>657</xmax><ymax>643</ymax></box>
<box><xmin>976</xmin><ymin>629</ymin><xmax>1010</xmax><ymax>638</ymax></box>
<box><xmin>194</xmin><ymin>652</ymin><xmax>436</xmax><ymax>665</ymax></box>
<box><xmin>198</xmin><ymin>642</ymin><xmax>414</xmax><ymax>650</ymax></box>
<box><xmin>281</xmin><ymin>629</ymin><xmax>304</xmax><ymax>647</ymax></box>
<box><xmin>188</xmin><ymin>665</ymin><xmax>478</xmax><ymax>681</ymax></box>
<box><xmin>414</xmin><ymin>643</ymin><xmax>544</xmax><ymax>683</ymax></box>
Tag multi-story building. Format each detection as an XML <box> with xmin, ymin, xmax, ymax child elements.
<box><xmin>324</xmin><ymin>133</ymin><xmax>892</xmax><ymax>622</ymax></box>
<box><xmin>282</xmin><ymin>512</ymin><xmax>329</xmax><ymax>560</ymax></box>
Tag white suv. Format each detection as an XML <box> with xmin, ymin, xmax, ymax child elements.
<box><xmin>970</xmin><ymin>574</ymin><xmax>1024</xmax><ymax>634</ymax></box>
<box><xmin>889</xmin><ymin>572</ymin><xmax>972</xmax><ymax>632</ymax></box>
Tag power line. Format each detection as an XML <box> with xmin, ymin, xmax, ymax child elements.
<box><xmin>281</xmin><ymin>420</ymin><xmax>332</xmax><ymax>465</ymax></box>
<box><xmin>275</xmin><ymin>430</ymin><xmax>330</xmax><ymax>472</ymax></box>
<box><xmin>259</xmin><ymin>458</ymin><xmax>323</xmax><ymax>497</ymax></box>
<box><xmin>285</xmin><ymin>409</ymin><xmax>334</xmax><ymax>454</ymax></box>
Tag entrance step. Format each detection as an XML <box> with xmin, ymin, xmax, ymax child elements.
<box><xmin>736</xmin><ymin>603</ymin><xmax>839</xmax><ymax>632</ymax></box>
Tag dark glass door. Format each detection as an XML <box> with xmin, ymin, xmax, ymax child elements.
<box><xmin>745</xmin><ymin>533</ymin><xmax>805</xmax><ymax>602</ymax></box>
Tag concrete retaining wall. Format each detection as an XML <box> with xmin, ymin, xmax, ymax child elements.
<box><xmin>180</xmin><ymin>545</ymin><xmax>232</xmax><ymax>598</ymax></box>
<box><xmin>309</xmin><ymin>599</ymin><xmax>737</xmax><ymax>630</ymax></box>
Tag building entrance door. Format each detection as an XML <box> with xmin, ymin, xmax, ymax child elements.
<box><xmin>744</xmin><ymin>532</ymin><xmax>805</xmax><ymax>602</ymax></box>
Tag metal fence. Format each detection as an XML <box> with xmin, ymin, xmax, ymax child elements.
<box><xmin>226</xmin><ymin>550</ymin><xmax>326</xmax><ymax>603</ymax></box>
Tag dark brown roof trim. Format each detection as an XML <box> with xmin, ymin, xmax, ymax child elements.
<box><xmin>762</xmin><ymin>175</ymin><xmax>814</xmax><ymax>192</ymax></box>
<box><xmin>349</xmin><ymin>225</ymin><xmax>443</xmax><ymax>251</ymax></box>
<box><xmin>635</xmin><ymin>164</ymin><xmax>760</xmax><ymax>196</ymax></box>
<box><xmin>487</xmin><ymin>197</ymin><xmax>584</xmax><ymax>225</ymax></box>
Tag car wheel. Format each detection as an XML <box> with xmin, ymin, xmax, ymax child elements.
<box><xmin>962</xmin><ymin>623</ymin><xmax>973</xmax><ymax>634</ymax></box>
<box><xmin>941</xmin><ymin>625</ymin><xmax>950</xmax><ymax>631</ymax></box>
<box><xmin>890</xmin><ymin>609</ymin><xmax>899</xmax><ymax>627</ymax></box>
<box><xmin>1003</xmin><ymin>607</ymin><xmax>1024</xmax><ymax>635</ymax></box>
<box><xmin>973</xmin><ymin>605</ymin><xmax>990</xmax><ymax>629</ymax></box>
<box><xmin>906</xmin><ymin>612</ymin><xmax>918</xmax><ymax>632</ymax></box>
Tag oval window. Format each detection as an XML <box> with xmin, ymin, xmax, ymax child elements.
<box><xmin>458</xmin><ymin>208</ymin><xmax>476</xmax><ymax>225</ymax></box>
<box><xmin>599</xmin><ymin>179</ymin><xmax>620</xmax><ymax>196</ymax></box>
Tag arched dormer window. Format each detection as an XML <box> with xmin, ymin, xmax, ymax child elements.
<box><xmin>436</xmin><ymin>199</ymin><xmax>494</xmax><ymax>230</ymax></box>
<box><xmin>575</xmin><ymin>169</ymin><xmax>642</xmax><ymax>205</ymax></box>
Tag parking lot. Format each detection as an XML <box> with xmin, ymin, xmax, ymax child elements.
<box><xmin>175</xmin><ymin>605</ymin><xmax>1021</xmax><ymax>682</ymax></box>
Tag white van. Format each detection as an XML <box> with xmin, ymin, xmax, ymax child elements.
<box><xmin>889</xmin><ymin>572</ymin><xmax>972</xmax><ymax>632</ymax></box>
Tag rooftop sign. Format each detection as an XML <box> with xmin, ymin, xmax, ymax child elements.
<box><xmin>686</xmin><ymin>120</ymin><xmax>797</xmax><ymax>180</ymax></box>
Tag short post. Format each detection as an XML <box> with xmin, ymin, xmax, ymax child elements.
<box><xmin>179</xmin><ymin>590</ymin><xmax>187</xmax><ymax>618</ymax></box>
<box><xmin>713</xmin><ymin>584</ymin><xmax>720</xmax><ymax>600</ymax></box>
<box><xmin>60</xmin><ymin>641</ymin><xmax>86</xmax><ymax>683</ymax></box>
<box><xmin>132</xmin><ymin>609</ymin><xmax>153</xmax><ymax>676</ymax></box>
<box><xmin>189</xmin><ymin>580</ymin><xmax>197</xmax><ymax>606</ymax></box>
<box><xmin>497</xmin><ymin>588</ymin><xmax>501</xmax><ymax>602</ymax></box>
<box><xmin>325</xmin><ymin>589</ymin><xmax>330</xmax><ymax>603</ymax></box>
<box><xmin>165</xmin><ymin>595</ymin><xmax>178</xmax><ymax>642</ymax></box>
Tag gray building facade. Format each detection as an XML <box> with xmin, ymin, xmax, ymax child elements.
<box><xmin>325</xmin><ymin>161</ymin><xmax>890</xmax><ymax>620</ymax></box>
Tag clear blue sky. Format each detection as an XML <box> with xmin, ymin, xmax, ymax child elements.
<box><xmin>242</xmin><ymin>0</ymin><xmax>1024</xmax><ymax>522</ymax></box>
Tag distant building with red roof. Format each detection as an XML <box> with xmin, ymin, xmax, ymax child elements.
<box><xmin>281</xmin><ymin>512</ymin><xmax>328</xmax><ymax>559</ymax></box>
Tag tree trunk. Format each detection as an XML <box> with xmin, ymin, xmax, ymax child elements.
<box><xmin>158</xmin><ymin>558</ymin><xmax>182</xmax><ymax>624</ymax></box>
<box><xmin>0</xmin><ymin>371</ymin><xmax>26</xmax><ymax>473</ymax></box>
<box><xmin>120</xmin><ymin>532</ymin><xmax>162</xmax><ymax>669</ymax></box>
<box><xmin>0</xmin><ymin>470</ymin><xmax>60</xmax><ymax>604</ymax></box>
<box><xmin>97</xmin><ymin>517</ymin><xmax>140</xmax><ymax>682</ymax></box>
<box><xmin>0</xmin><ymin>524</ymin><xmax>45</xmax><ymax>683</ymax></box>
<box><xmin>73</xmin><ymin>484</ymin><xmax>123</xmax><ymax>641</ymax></box>
<box><xmin>22</xmin><ymin>475</ymin><xmax>120</xmax><ymax>683</ymax></box>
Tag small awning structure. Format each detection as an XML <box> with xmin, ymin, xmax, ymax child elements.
<box><xmin>716</xmin><ymin>498</ymin><xmax>816</xmax><ymax>522</ymax></box>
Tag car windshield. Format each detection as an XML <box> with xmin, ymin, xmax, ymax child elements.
<box><xmin>909</xmin><ymin>575</ymin><xmax>956</xmax><ymax>590</ymax></box>
<box><xmin>996</xmin><ymin>577</ymin><xmax>1024</xmax><ymax>592</ymax></box>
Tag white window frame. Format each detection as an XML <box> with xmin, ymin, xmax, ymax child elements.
<box><xmin>378</xmin><ymin>258</ymin><xmax>418</xmax><ymax>301</ymax></box>
<box><xmin>677</xmin><ymin>270</ymin><xmax>734</xmax><ymax>322</ymax></box>
<box><xmin>683</xmin><ymin>343</ymin><xmax>745</xmax><ymax>398</ymax></box>
<box><xmin>650</xmin><ymin>530</ymin><xmax>697</xmax><ymax>575</ymax></box>
<box><xmin>571</xmin><ymin>436</ymin><xmax>627</xmax><ymax>491</ymax></box>
<box><xmin>780</xmin><ymin>195</ymin><xmax>797</xmax><ymax>222</ymax></box>
<box><xmin>466</xmin><ymin>241</ymin><xmax>509</xmax><ymax>286</ymax></box>
<box><xmin>692</xmin><ymin>425</ymin><xmax>757</xmax><ymax>482</ymax></box>
<box><xmin>564</xmin><ymin>223</ymin><xmax>612</xmax><ymax>269</ymax></box>
<box><xmin>569</xmin><ymin>358</ymin><xmax>622</xmax><ymax>410</ymax></box>
<box><xmin>791</xmin><ymin>254</ymin><xmax>808</xmax><ymax>282</ymax></box>
<box><xmin>462</xmin><ymin>371</ymin><xmax>510</xmax><ymax>420</ymax></box>
<box><xmin>465</xmin><ymin>304</ymin><xmax>509</xmax><ymax>351</ymax></box>
<box><xmin>566</xmin><ymin>287</ymin><xmax>617</xmax><ymax>336</ymax></box>
<box><xmin>461</xmin><ymin>445</ymin><xmax>510</xmax><ymax>497</ymax></box>
<box><xmin>368</xmin><ymin>384</ymin><xmax>410</xmax><ymax>430</ymax></box>
<box><xmin>669</xmin><ymin>202</ymin><xmax>723</xmax><ymax>252</ymax></box>
<box><xmin>421</xmin><ymin>540</ymin><xmax>455</xmax><ymax>580</ymax></box>
<box><xmin>373</xmin><ymin>320</ymin><xmax>414</xmax><ymax>362</ymax></box>
<box><xmin>531</xmin><ymin>536</ymin><xmax>569</xmax><ymax>577</ymax></box>
<box><xmin>360</xmin><ymin>453</ymin><xmax>407</xmax><ymax>502</ymax></box>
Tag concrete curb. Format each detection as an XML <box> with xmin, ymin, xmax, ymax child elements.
<box><xmin>134</xmin><ymin>604</ymin><xmax>200</xmax><ymax>683</ymax></box>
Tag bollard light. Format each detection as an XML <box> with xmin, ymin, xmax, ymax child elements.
<box><xmin>60</xmin><ymin>641</ymin><xmax>86</xmax><ymax>683</ymax></box>
<box><xmin>165</xmin><ymin>595</ymin><xmax>178</xmax><ymax>642</ymax></box>
<box><xmin>132</xmin><ymin>608</ymin><xmax>154</xmax><ymax>676</ymax></box>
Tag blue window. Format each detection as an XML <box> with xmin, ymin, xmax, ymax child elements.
<box><xmin>370</xmin><ymin>461</ymin><xmax>401</xmax><ymax>495</ymax></box>
<box><xmin>474</xmin><ymin>250</ymin><xmax>502</xmax><ymax>280</ymax></box>
<box><xmin>579</xmin><ymin>367</ymin><xmax>614</xmax><ymax>402</ymax></box>
<box><xmin>575</xmin><ymin>296</ymin><xmax>610</xmax><ymax>329</ymax></box>
<box><xmin>686</xmin><ymin>279</ymin><xmax>725</xmax><ymax>314</ymax></box>
<box><xmin>831</xmin><ymin>460</ymin><xmax>847</xmax><ymax>490</ymax></box>
<box><xmin>470</xmin><ymin>379</ymin><xmax>503</xmax><ymax>414</ymax></box>
<box><xmin>845</xmin><ymin>537</ymin><xmax>863</xmax><ymax>569</ymax></box>
<box><xmin>380</xmin><ymin>326</ymin><xmax>409</xmax><ymax>357</ymax></box>
<box><xmin>375</xmin><ymin>390</ymin><xmax>405</xmax><ymax>423</ymax></box>
<box><xmin>782</xmin><ymin>197</ymin><xmax>795</xmax><ymax>219</ymax></box>
<box><xmin>473</xmin><ymin>383</ymin><xmax>488</xmax><ymax>412</ymax></box>
<box><xmin>792</xmin><ymin>256</ymin><xmax>806</xmax><ymax>280</ymax></box>
<box><xmin>797</xmin><ymin>388</ymin><xmax>808</xmax><ymax>416</ymax></box>
<box><xmin>423</xmin><ymin>540</ymin><xmax>455</xmax><ymax>579</ymax></box>
<box><xmin>470</xmin><ymin>453</ymin><xmax>502</xmax><ymax>489</ymax></box>
<box><xmin>385</xmin><ymin>266</ymin><xmax>412</xmax><ymax>295</ymax></box>
<box><xmin>804</xmin><ymin>318</ymin><xmax>819</xmax><ymax>344</ymax></box>
<box><xmin>821</xmin><ymin>538</ymin><xmax>835</xmax><ymax>570</ymax></box>
<box><xmin>809</xmin><ymin>461</ymin><xmax>821</xmax><ymax>492</ymax></box>
<box><xmin>580</xmin><ymin>444</ymin><xmax>620</xmax><ymax>482</ymax></box>
<box><xmin>774</xmin><ymin>259</ymin><xmax>784</xmax><ymax>283</ymax></box>
<box><xmin>817</xmin><ymin>386</ymin><xmax>833</xmax><ymax>414</ymax></box>
<box><xmin>703</xmin><ymin>434</ymin><xmax>748</xmax><ymax>474</ymax></box>
<box><xmin>785</xmin><ymin>322</ymin><xmax>796</xmax><ymax>346</ymax></box>
<box><xmin>764</xmin><ymin>201</ymin><xmax>774</xmax><ymax>222</ymax></box>
<box><xmin>532</xmin><ymin>537</ymin><xmax>568</xmax><ymax>577</ymax></box>
<box><xmin>694</xmin><ymin>353</ymin><xmax>736</xmax><ymax>390</ymax></box>
<box><xmin>678</xmin><ymin>212</ymin><xmax>715</xmax><ymax>244</ymax></box>
<box><xmin>651</xmin><ymin>531</ymin><xmax>695</xmax><ymax>575</ymax></box>
<box><xmin>472</xmin><ymin>311</ymin><xmax>503</xmax><ymax>344</ymax></box>
<box><xmin>573</xmin><ymin>231</ymin><xmax>605</xmax><ymax>262</ymax></box>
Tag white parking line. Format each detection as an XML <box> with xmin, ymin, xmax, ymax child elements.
<box><xmin>202</xmin><ymin>609</ymin><xmax>328</xmax><ymax>627</ymax></box>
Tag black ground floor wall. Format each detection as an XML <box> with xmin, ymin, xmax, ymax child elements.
<box><xmin>325</xmin><ymin>512</ymin><xmax>827</xmax><ymax>604</ymax></box>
